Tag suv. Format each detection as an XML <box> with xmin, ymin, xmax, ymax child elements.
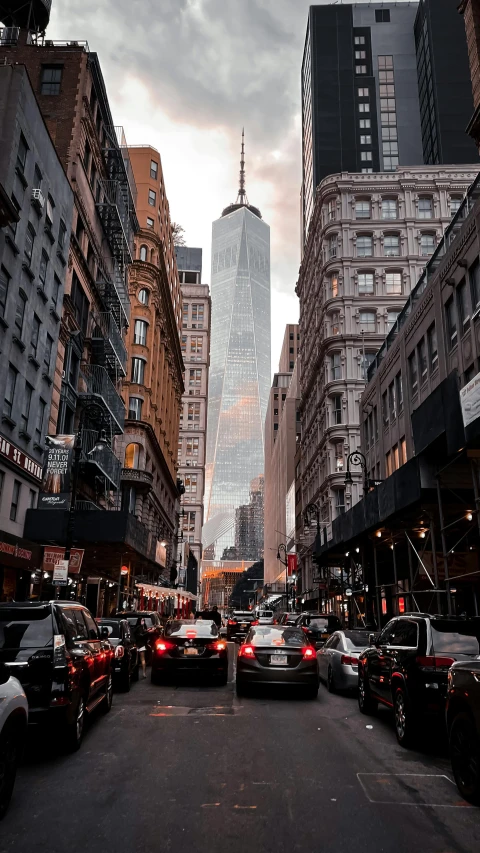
<box><xmin>0</xmin><ymin>601</ymin><xmax>114</xmax><ymax>751</ymax></box>
<box><xmin>295</xmin><ymin>613</ymin><xmax>342</xmax><ymax>648</ymax></box>
<box><xmin>98</xmin><ymin>618</ymin><xmax>139</xmax><ymax>692</ymax></box>
<box><xmin>446</xmin><ymin>659</ymin><xmax>480</xmax><ymax>804</ymax></box>
<box><xmin>0</xmin><ymin>663</ymin><xmax>28</xmax><ymax>819</ymax></box>
<box><xmin>226</xmin><ymin>612</ymin><xmax>256</xmax><ymax>642</ymax></box>
<box><xmin>358</xmin><ymin>614</ymin><xmax>480</xmax><ymax>747</ymax></box>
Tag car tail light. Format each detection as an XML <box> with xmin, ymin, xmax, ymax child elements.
<box><xmin>302</xmin><ymin>626</ymin><xmax>309</xmax><ymax>633</ymax></box>
<box><xmin>302</xmin><ymin>646</ymin><xmax>315</xmax><ymax>660</ymax></box>
<box><xmin>238</xmin><ymin>644</ymin><xmax>255</xmax><ymax>658</ymax></box>
<box><xmin>186</xmin><ymin>630</ymin><xmax>197</xmax><ymax>638</ymax></box>
<box><xmin>53</xmin><ymin>634</ymin><xmax>66</xmax><ymax>666</ymax></box>
<box><xmin>115</xmin><ymin>645</ymin><xmax>125</xmax><ymax>658</ymax></box>
<box><xmin>416</xmin><ymin>655</ymin><xmax>456</xmax><ymax>670</ymax></box>
<box><xmin>341</xmin><ymin>655</ymin><xmax>358</xmax><ymax>666</ymax></box>
<box><xmin>207</xmin><ymin>640</ymin><xmax>227</xmax><ymax>652</ymax></box>
<box><xmin>251</xmin><ymin>620</ymin><xmax>259</xmax><ymax>626</ymax></box>
<box><xmin>155</xmin><ymin>640</ymin><xmax>175</xmax><ymax>654</ymax></box>
<box><xmin>228</xmin><ymin>619</ymin><xmax>236</xmax><ymax>625</ymax></box>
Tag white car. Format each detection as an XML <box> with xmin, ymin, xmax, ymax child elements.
<box><xmin>0</xmin><ymin>662</ymin><xmax>28</xmax><ymax>819</ymax></box>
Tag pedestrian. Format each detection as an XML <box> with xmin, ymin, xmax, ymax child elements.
<box><xmin>210</xmin><ymin>605</ymin><xmax>222</xmax><ymax>628</ymax></box>
<box><xmin>189</xmin><ymin>611</ymin><xmax>195</xmax><ymax>620</ymax></box>
<box><xmin>135</xmin><ymin>617</ymin><xmax>149</xmax><ymax>679</ymax></box>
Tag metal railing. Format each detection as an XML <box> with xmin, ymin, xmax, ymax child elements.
<box><xmin>0</xmin><ymin>27</ymin><xmax>20</xmax><ymax>45</ymax></box>
<box><xmin>79</xmin><ymin>363</ymin><xmax>125</xmax><ymax>434</ymax></box>
<box><xmin>82</xmin><ymin>429</ymin><xmax>121</xmax><ymax>489</ymax></box>
<box><xmin>91</xmin><ymin>311</ymin><xmax>127</xmax><ymax>373</ymax></box>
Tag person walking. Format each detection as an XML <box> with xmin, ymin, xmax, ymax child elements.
<box><xmin>210</xmin><ymin>605</ymin><xmax>222</xmax><ymax>628</ymax></box>
<box><xmin>135</xmin><ymin>617</ymin><xmax>149</xmax><ymax>679</ymax></box>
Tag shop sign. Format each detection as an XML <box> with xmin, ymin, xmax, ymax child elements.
<box><xmin>0</xmin><ymin>434</ymin><xmax>42</xmax><ymax>482</ymax></box>
<box><xmin>155</xmin><ymin>541</ymin><xmax>167</xmax><ymax>567</ymax></box>
<box><xmin>53</xmin><ymin>560</ymin><xmax>69</xmax><ymax>586</ymax></box>
<box><xmin>287</xmin><ymin>554</ymin><xmax>298</xmax><ymax>576</ymax></box>
<box><xmin>0</xmin><ymin>540</ymin><xmax>33</xmax><ymax>561</ymax></box>
<box><xmin>460</xmin><ymin>371</ymin><xmax>480</xmax><ymax>428</ymax></box>
<box><xmin>38</xmin><ymin>435</ymin><xmax>75</xmax><ymax>510</ymax></box>
<box><xmin>43</xmin><ymin>546</ymin><xmax>83</xmax><ymax>575</ymax></box>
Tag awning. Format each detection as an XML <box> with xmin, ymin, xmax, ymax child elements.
<box><xmin>265</xmin><ymin>594</ymin><xmax>284</xmax><ymax>606</ymax></box>
<box><xmin>135</xmin><ymin>582</ymin><xmax>197</xmax><ymax>601</ymax></box>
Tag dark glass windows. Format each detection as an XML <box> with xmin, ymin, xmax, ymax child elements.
<box><xmin>41</xmin><ymin>66</ymin><xmax>62</xmax><ymax>95</ymax></box>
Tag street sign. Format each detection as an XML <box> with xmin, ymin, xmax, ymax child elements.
<box><xmin>53</xmin><ymin>559</ymin><xmax>68</xmax><ymax>586</ymax></box>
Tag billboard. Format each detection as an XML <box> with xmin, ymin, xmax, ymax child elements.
<box><xmin>43</xmin><ymin>546</ymin><xmax>84</xmax><ymax>575</ymax></box>
<box><xmin>38</xmin><ymin>435</ymin><xmax>75</xmax><ymax>509</ymax></box>
<box><xmin>460</xmin><ymin>371</ymin><xmax>480</xmax><ymax>428</ymax></box>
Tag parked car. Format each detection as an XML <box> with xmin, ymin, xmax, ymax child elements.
<box><xmin>226</xmin><ymin>611</ymin><xmax>256</xmax><ymax>642</ymax></box>
<box><xmin>116</xmin><ymin>610</ymin><xmax>162</xmax><ymax>660</ymax></box>
<box><xmin>318</xmin><ymin>629</ymin><xmax>371</xmax><ymax>692</ymax></box>
<box><xmin>0</xmin><ymin>601</ymin><xmax>114</xmax><ymax>751</ymax></box>
<box><xmin>358</xmin><ymin>614</ymin><xmax>480</xmax><ymax>747</ymax></box>
<box><xmin>97</xmin><ymin>618</ymin><xmax>139</xmax><ymax>691</ymax></box>
<box><xmin>295</xmin><ymin>612</ymin><xmax>342</xmax><ymax>648</ymax></box>
<box><xmin>446</xmin><ymin>659</ymin><xmax>480</xmax><ymax>805</ymax></box>
<box><xmin>254</xmin><ymin>610</ymin><xmax>275</xmax><ymax>625</ymax></box>
<box><xmin>277</xmin><ymin>612</ymin><xmax>299</xmax><ymax>626</ymax></box>
<box><xmin>151</xmin><ymin>620</ymin><xmax>228</xmax><ymax>685</ymax></box>
<box><xmin>0</xmin><ymin>662</ymin><xmax>28</xmax><ymax>820</ymax></box>
<box><xmin>236</xmin><ymin>624</ymin><xmax>319</xmax><ymax>698</ymax></box>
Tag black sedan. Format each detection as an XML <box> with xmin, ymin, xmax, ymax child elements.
<box><xmin>97</xmin><ymin>618</ymin><xmax>139</xmax><ymax>692</ymax></box>
<box><xmin>236</xmin><ymin>625</ymin><xmax>319</xmax><ymax>698</ymax></box>
<box><xmin>226</xmin><ymin>611</ymin><xmax>256</xmax><ymax>642</ymax></box>
<box><xmin>447</xmin><ymin>659</ymin><xmax>480</xmax><ymax>805</ymax></box>
<box><xmin>295</xmin><ymin>612</ymin><xmax>342</xmax><ymax>648</ymax></box>
<box><xmin>151</xmin><ymin>620</ymin><xmax>228</xmax><ymax>685</ymax></box>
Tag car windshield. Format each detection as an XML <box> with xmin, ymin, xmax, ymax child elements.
<box><xmin>99</xmin><ymin>621</ymin><xmax>121</xmax><ymax>638</ymax></box>
<box><xmin>257</xmin><ymin>611</ymin><xmax>273</xmax><ymax>618</ymax></box>
<box><xmin>431</xmin><ymin>622</ymin><xmax>480</xmax><ymax>656</ymax></box>
<box><xmin>165</xmin><ymin>620</ymin><xmax>218</xmax><ymax>638</ymax></box>
<box><xmin>343</xmin><ymin>631</ymin><xmax>370</xmax><ymax>649</ymax></box>
<box><xmin>249</xmin><ymin>627</ymin><xmax>306</xmax><ymax>646</ymax></box>
<box><xmin>307</xmin><ymin>618</ymin><xmax>328</xmax><ymax>630</ymax></box>
<box><xmin>0</xmin><ymin>607</ymin><xmax>53</xmax><ymax>648</ymax></box>
<box><xmin>233</xmin><ymin>614</ymin><xmax>253</xmax><ymax>621</ymax></box>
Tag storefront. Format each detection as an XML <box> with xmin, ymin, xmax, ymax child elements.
<box><xmin>0</xmin><ymin>531</ymin><xmax>42</xmax><ymax>601</ymax></box>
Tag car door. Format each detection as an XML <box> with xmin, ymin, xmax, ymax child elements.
<box><xmin>318</xmin><ymin>634</ymin><xmax>335</xmax><ymax>678</ymax></box>
<box><xmin>385</xmin><ymin>619</ymin><xmax>419</xmax><ymax>696</ymax></box>
<box><xmin>368</xmin><ymin>620</ymin><xmax>397</xmax><ymax>700</ymax></box>
<box><xmin>320</xmin><ymin>633</ymin><xmax>340</xmax><ymax>678</ymax></box>
<box><xmin>81</xmin><ymin>609</ymin><xmax>108</xmax><ymax>698</ymax></box>
<box><xmin>60</xmin><ymin>607</ymin><xmax>95</xmax><ymax>703</ymax></box>
<box><xmin>122</xmin><ymin>621</ymin><xmax>135</xmax><ymax>675</ymax></box>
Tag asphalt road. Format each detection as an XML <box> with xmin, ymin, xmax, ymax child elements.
<box><xmin>2</xmin><ymin>644</ymin><xmax>479</xmax><ymax>853</ymax></box>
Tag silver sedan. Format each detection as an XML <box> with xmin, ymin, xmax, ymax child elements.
<box><xmin>317</xmin><ymin>630</ymin><xmax>371</xmax><ymax>692</ymax></box>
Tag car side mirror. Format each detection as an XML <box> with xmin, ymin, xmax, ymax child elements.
<box><xmin>100</xmin><ymin>627</ymin><xmax>110</xmax><ymax>640</ymax></box>
<box><xmin>369</xmin><ymin>633</ymin><xmax>378</xmax><ymax>646</ymax></box>
<box><xmin>0</xmin><ymin>661</ymin><xmax>9</xmax><ymax>686</ymax></box>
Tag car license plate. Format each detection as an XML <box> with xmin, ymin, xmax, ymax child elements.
<box><xmin>241</xmin><ymin>623</ymin><xmax>247</xmax><ymax>628</ymax></box>
<box><xmin>270</xmin><ymin>655</ymin><xmax>287</xmax><ymax>666</ymax></box>
<box><xmin>184</xmin><ymin>648</ymin><xmax>198</xmax><ymax>656</ymax></box>
<box><xmin>321</xmin><ymin>633</ymin><xmax>329</xmax><ymax>639</ymax></box>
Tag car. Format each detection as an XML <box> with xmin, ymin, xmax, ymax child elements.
<box><xmin>226</xmin><ymin>611</ymin><xmax>256</xmax><ymax>642</ymax></box>
<box><xmin>97</xmin><ymin>618</ymin><xmax>139</xmax><ymax>691</ymax></box>
<box><xmin>446</xmin><ymin>659</ymin><xmax>480</xmax><ymax>805</ymax></box>
<box><xmin>116</xmin><ymin>610</ymin><xmax>162</xmax><ymax>660</ymax></box>
<box><xmin>0</xmin><ymin>601</ymin><xmax>114</xmax><ymax>751</ymax></box>
<box><xmin>254</xmin><ymin>610</ymin><xmax>275</xmax><ymax>625</ymax></box>
<box><xmin>151</xmin><ymin>620</ymin><xmax>228</xmax><ymax>685</ymax></box>
<box><xmin>295</xmin><ymin>612</ymin><xmax>342</xmax><ymax>648</ymax></box>
<box><xmin>277</xmin><ymin>612</ymin><xmax>299</xmax><ymax>626</ymax></box>
<box><xmin>318</xmin><ymin>629</ymin><xmax>371</xmax><ymax>692</ymax></box>
<box><xmin>0</xmin><ymin>663</ymin><xmax>28</xmax><ymax>820</ymax></box>
<box><xmin>358</xmin><ymin>614</ymin><xmax>480</xmax><ymax>747</ymax></box>
<box><xmin>236</xmin><ymin>624</ymin><xmax>319</xmax><ymax>698</ymax></box>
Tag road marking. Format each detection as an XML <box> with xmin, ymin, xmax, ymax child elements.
<box><xmin>233</xmin><ymin>805</ymin><xmax>257</xmax><ymax>810</ymax></box>
<box><xmin>357</xmin><ymin>773</ymin><xmax>474</xmax><ymax>808</ymax></box>
<box><xmin>201</xmin><ymin>804</ymin><xmax>221</xmax><ymax>808</ymax></box>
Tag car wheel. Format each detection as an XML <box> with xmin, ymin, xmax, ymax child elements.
<box><xmin>358</xmin><ymin>674</ymin><xmax>377</xmax><ymax>715</ymax></box>
<box><xmin>122</xmin><ymin>671</ymin><xmax>131</xmax><ymax>693</ymax></box>
<box><xmin>450</xmin><ymin>712</ymin><xmax>480</xmax><ymax>805</ymax></box>
<box><xmin>236</xmin><ymin>680</ymin><xmax>250</xmax><ymax>697</ymax></box>
<box><xmin>101</xmin><ymin>674</ymin><xmax>113</xmax><ymax>714</ymax></box>
<box><xmin>394</xmin><ymin>686</ymin><xmax>416</xmax><ymax>748</ymax></box>
<box><xmin>0</xmin><ymin>721</ymin><xmax>22</xmax><ymax>820</ymax></box>
<box><xmin>151</xmin><ymin>670</ymin><xmax>163</xmax><ymax>685</ymax></box>
<box><xmin>64</xmin><ymin>695</ymin><xmax>85</xmax><ymax>753</ymax></box>
<box><xmin>305</xmin><ymin>684</ymin><xmax>319</xmax><ymax>700</ymax></box>
<box><xmin>327</xmin><ymin>666</ymin><xmax>335</xmax><ymax>694</ymax></box>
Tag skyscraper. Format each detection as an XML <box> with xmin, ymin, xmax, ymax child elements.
<box><xmin>203</xmin><ymin>133</ymin><xmax>271</xmax><ymax>559</ymax></box>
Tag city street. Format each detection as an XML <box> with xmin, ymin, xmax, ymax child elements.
<box><xmin>2</xmin><ymin>644</ymin><xmax>479</xmax><ymax>853</ymax></box>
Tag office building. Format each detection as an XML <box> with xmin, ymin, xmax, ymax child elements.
<box><xmin>460</xmin><ymin>0</ymin><xmax>480</xmax><ymax>150</ymax></box>
<box><xmin>234</xmin><ymin>475</ymin><xmax>264</xmax><ymax>561</ymax></box>
<box><xmin>203</xmin><ymin>133</ymin><xmax>271</xmax><ymax>559</ymax></box>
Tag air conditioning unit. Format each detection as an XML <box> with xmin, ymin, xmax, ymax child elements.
<box><xmin>31</xmin><ymin>188</ymin><xmax>45</xmax><ymax>212</ymax></box>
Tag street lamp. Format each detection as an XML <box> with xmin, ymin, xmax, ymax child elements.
<box><xmin>276</xmin><ymin>542</ymin><xmax>288</xmax><ymax>609</ymax></box>
<box><xmin>345</xmin><ymin>450</ymin><xmax>381</xmax><ymax>495</ymax></box>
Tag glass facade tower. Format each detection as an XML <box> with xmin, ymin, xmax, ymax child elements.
<box><xmin>204</xmin><ymin>194</ymin><xmax>271</xmax><ymax>559</ymax></box>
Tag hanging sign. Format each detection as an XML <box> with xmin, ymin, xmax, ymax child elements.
<box><xmin>38</xmin><ymin>435</ymin><xmax>75</xmax><ymax>509</ymax></box>
<box><xmin>43</xmin><ymin>546</ymin><xmax>83</xmax><ymax>575</ymax></box>
<box><xmin>53</xmin><ymin>560</ymin><xmax>69</xmax><ymax>586</ymax></box>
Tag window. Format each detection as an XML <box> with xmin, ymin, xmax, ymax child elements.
<box><xmin>34</xmin><ymin>165</ymin><xmax>42</xmax><ymax>189</ymax></box>
<box><xmin>470</xmin><ymin>260</ymin><xmax>480</xmax><ymax>312</ymax></box>
<box><xmin>360</xmin><ymin>135</ymin><xmax>372</xmax><ymax>145</ymax></box>
<box><xmin>0</xmin><ymin>266</ymin><xmax>10</xmax><ymax>318</ymax></box>
<box><xmin>128</xmin><ymin>397</ymin><xmax>143</xmax><ymax>420</ymax></box>
<box><xmin>181</xmin><ymin>335</ymin><xmax>187</xmax><ymax>355</ymax></box>
<box><xmin>331</xmin><ymin>311</ymin><xmax>340</xmax><ymax>335</ymax></box>
<box><xmin>20</xmin><ymin>383</ymin><xmax>33</xmax><ymax>433</ymax></box>
<box><xmin>133</xmin><ymin>319</ymin><xmax>148</xmax><ymax>346</ymax></box>
<box><xmin>386</xmin><ymin>452</ymin><xmax>392</xmax><ymax>477</ymax></box>
<box><xmin>189</xmin><ymin>369</ymin><xmax>202</xmax><ymax>387</ymax></box>
<box><xmin>420</xmin><ymin>233</ymin><xmax>435</xmax><ymax>257</ymax></box>
<box><xmin>356</xmin><ymin>65</ymin><xmax>367</xmax><ymax>75</ymax></box>
<box><xmin>388</xmin><ymin>382</ymin><xmax>396</xmax><ymax>421</ymax></box>
<box><xmin>380</xmin><ymin>199</ymin><xmax>397</xmax><ymax>223</ymax></box>
<box><xmin>330</xmin><ymin>273</ymin><xmax>339</xmax><ymax>298</ymax></box>
<box><xmin>187</xmin><ymin>402</ymin><xmax>201</xmax><ymax>427</ymax></box>
<box><xmin>449</xmin><ymin>196</ymin><xmax>462</xmax><ymax>217</ymax></box>
<box><xmin>387</xmin><ymin>310</ymin><xmax>400</xmax><ymax>332</ymax></box>
<box><xmin>31</xmin><ymin>315</ymin><xmax>41</xmax><ymax>356</ymax></box>
<box><xmin>10</xmin><ymin>481</ymin><xmax>21</xmax><ymax>522</ymax></box>
<box><xmin>359</xmin><ymin>118</ymin><xmax>371</xmax><ymax>129</ymax></box>
<box><xmin>191</xmin><ymin>336</ymin><xmax>203</xmax><ymax>360</ymax></box>
<box><xmin>328</xmin><ymin>235</ymin><xmax>337</xmax><ymax>259</ymax></box>
<box><xmin>46</xmin><ymin>194</ymin><xmax>54</xmax><ymax>225</ymax></box>
<box><xmin>138</xmin><ymin>288</ymin><xmax>149</xmax><ymax>306</ymax></box>
<box><xmin>396</xmin><ymin>372</ymin><xmax>403</xmax><ymax>411</ymax></box>
<box><xmin>394</xmin><ymin>621</ymin><xmax>418</xmax><ymax>648</ymax></box>
<box><xmin>427</xmin><ymin>323</ymin><xmax>438</xmax><ymax>372</ymax></box>
<box><xmin>58</xmin><ymin>220</ymin><xmax>67</xmax><ymax>251</ymax></box>
<box><xmin>376</xmin><ymin>9</ymin><xmax>390</xmax><ymax>22</ymax></box>
<box><xmin>355</xmin><ymin>200</ymin><xmax>371</xmax><ymax>219</ymax></box>
<box><xmin>124</xmin><ymin>443</ymin><xmax>141</xmax><ymax>469</ymax></box>
<box><xmin>445</xmin><ymin>297</ymin><xmax>457</xmax><ymax>349</ymax></box>
<box><xmin>182</xmin><ymin>511</ymin><xmax>196</xmax><ymax>534</ymax></box>
<box><xmin>334</xmin><ymin>442</ymin><xmax>344</xmax><ymax>472</ymax></box>
<box><xmin>131</xmin><ymin>357</ymin><xmax>146</xmax><ymax>384</ymax></box>
<box><xmin>148</xmin><ymin>189</ymin><xmax>156</xmax><ymax>206</ymax></box>
<box><xmin>355</xmin><ymin>36</ymin><xmax>365</xmax><ymax>45</ymax></box>
<box><xmin>362</xmin><ymin>352</ymin><xmax>375</xmax><ymax>379</ymax></box>
<box><xmin>14</xmin><ymin>293</ymin><xmax>26</xmax><ymax>336</ymax></box>
<box><xmin>39</xmin><ymin>250</ymin><xmax>48</xmax><ymax>287</ymax></box>
<box><xmin>401</xmin><ymin>438</ymin><xmax>407</xmax><ymax>466</ymax></box>
<box><xmin>418</xmin><ymin>338</ymin><xmax>427</xmax><ymax>384</ymax></box>
<box><xmin>385</xmin><ymin>272</ymin><xmax>402</xmax><ymax>294</ymax></box>
<box><xmin>146</xmin><ymin>217</ymin><xmax>154</xmax><ymax>228</ymax></box>
<box><xmin>384</xmin><ymin>235</ymin><xmax>400</xmax><ymax>257</ymax></box>
<box><xmin>71</xmin><ymin>273</ymin><xmax>89</xmax><ymax>336</ymax></box>
<box><xmin>184</xmin><ymin>472</ymin><xmax>198</xmax><ymax>494</ymax></box>
<box><xmin>44</xmin><ymin>333</ymin><xmax>53</xmax><ymax>372</ymax></box>
<box><xmin>150</xmin><ymin>160</ymin><xmax>158</xmax><ymax>180</ymax></box>
<box><xmin>4</xmin><ymin>366</ymin><xmax>17</xmax><ymax>419</ymax></box>
<box><xmin>186</xmin><ymin>437</ymin><xmax>199</xmax><ymax>456</ymax></box>
<box><xmin>35</xmin><ymin>399</ymin><xmax>46</xmax><ymax>444</ymax></box>
<box><xmin>358</xmin><ymin>88</ymin><xmax>369</xmax><ymax>98</ymax></box>
<box><xmin>192</xmin><ymin>304</ymin><xmax>204</xmax><ymax>328</ymax></box>
<box><xmin>382</xmin><ymin>391</ymin><xmax>389</xmax><ymax>427</ymax></box>
<box><xmin>41</xmin><ymin>65</ymin><xmax>62</xmax><ymax>95</ymax></box>
<box><xmin>355</xmin><ymin>51</ymin><xmax>366</xmax><ymax>60</ymax></box>
<box><xmin>326</xmin><ymin>198</ymin><xmax>336</xmax><ymax>222</ymax></box>
<box><xmin>331</xmin><ymin>354</ymin><xmax>341</xmax><ymax>381</ymax></box>
<box><xmin>357</xmin><ymin>235</ymin><xmax>373</xmax><ymax>257</ymax></box>
<box><xmin>408</xmin><ymin>351</ymin><xmax>418</xmax><ymax>394</ymax></box>
<box><xmin>332</xmin><ymin>395</ymin><xmax>342</xmax><ymax>425</ymax></box>
<box><xmin>335</xmin><ymin>489</ymin><xmax>345</xmax><ymax>516</ymax></box>
<box><xmin>358</xmin><ymin>272</ymin><xmax>374</xmax><ymax>294</ymax></box>
<box><xmin>418</xmin><ymin>197</ymin><xmax>433</xmax><ymax>219</ymax></box>
<box><xmin>139</xmin><ymin>245</ymin><xmax>148</xmax><ymax>262</ymax></box>
<box><xmin>182</xmin><ymin>303</ymin><xmax>189</xmax><ymax>327</ymax></box>
<box><xmin>359</xmin><ymin>310</ymin><xmax>376</xmax><ymax>333</ymax></box>
<box><xmin>457</xmin><ymin>279</ymin><xmax>470</xmax><ymax>334</ymax></box>
<box><xmin>24</xmin><ymin>223</ymin><xmax>35</xmax><ymax>263</ymax></box>
<box><xmin>16</xmin><ymin>133</ymin><xmax>28</xmax><ymax>173</ymax></box>
<box><xmin>360</xmin><ymin>151</ymin><xmax>372</xmax><ymax>161</ymax></box>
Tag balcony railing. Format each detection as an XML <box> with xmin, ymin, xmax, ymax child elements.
<box><xmin>96</xmin><ymin>180</ymin><xmax>135</xmax><ymax>262</ymax></box>
<box><xmin>0</xmin><ymin>27</ymin><xmax>20</xmax><ymax>45</ymax></box>
<box><xmin>96</xmin><ymin>260</ymin><xmax>130</xmax><ymax>326</ymax></box>
<box><xmin>79</xmin><ymin>363</ymin><xmax>125</xmax><ymax>434</ymax></box>
<box><xmin>82</xmin><ymin>429</ymin><xmax>121</xmax><ymax>490</ymax></box>
<box><xmin>121</xmin><ymin>468</ymin><xmax>154</xmax><ymax>491</ymax></box>
<box><xmin>91</xmin><ymin>311</ymin><xmax>127</xmax><ymax>377</ymax></box>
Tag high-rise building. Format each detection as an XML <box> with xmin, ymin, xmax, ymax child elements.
<box><xmin>278</xmin><ymin>323</ymin><xmax>300</xmax><ymax>373</ymax></box>
<box><xmin>234</xmin><ymin>475</ymin><xmax>264</xmax><ymax>561</ymax></box>
<box><xmin>203</xmin><ymin>133</ymin><xmax>271</xmax><ymax>559</ymax></box>
<box><xmin>459</xmin><ymin>0</ymin><xmax>480</xmax><ymax>150</ymax></box>
<box><xmin>175</xmin><ymin>246</ymin><xmax>211</xmax><ymax>587</ymax></box>
<box><xmin>296</xmin><ymin>165</ymin><xmax>478</xmax><ymax>609</ymax></box>
<box><xmin>301</xmin><ymin>2</ymin><xmax>477</xmax><ymax>242</ymax></box>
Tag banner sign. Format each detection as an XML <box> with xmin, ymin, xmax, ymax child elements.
<box><xmin>0</xmin><ymin>434</ymin><xmax>42</xmax><ymax>482</ymax></box>
<box><xmin>43</xmin><ymin>546</ymin><xmax>83</xmax><ymax>575</ymax></box>
<box><xmin>155</xmin><ymin>542</ymin><xmax>167</xmax><ymax>567</ymax></box>
<box><xmin>53</xmin><ymin>559</ymin><xmax>69</xmax><ymax>586</ymax></box>
<box><xmin>38</xmin><ymin>435</ymin><xmax>75</xmax><ymax>510</ymax></box>
<box><xmin>287</xmin><ymin>554</ymin><xmax>298</xmax><ymax>576</ymax></box>
<box><xmin>460</xmin><ymin>371</ymin><xmax>480</xmax><ymax>428</ymax></box>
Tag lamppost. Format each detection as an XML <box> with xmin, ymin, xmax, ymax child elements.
<box><xmin>276</xmin><ymin>542</ymin><xmax>288</xmax><ymax>610</ymax></box>
<box><xmin>303</xmin><ymin>503</ymin><xmax>322</xmax><ymax>610</ymax></box>
<box><xmin>344</xmin><ymin>450</ymin><xmax>381</xmax><ymax>495</ymax></box>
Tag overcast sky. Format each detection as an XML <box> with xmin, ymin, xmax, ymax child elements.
<box><xmin>48</xmin><ymin>0</ymin><xmax>409</xmax><ymax>373</ymax></box>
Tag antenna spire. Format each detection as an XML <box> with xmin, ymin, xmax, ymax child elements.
<box><xmin>236</xmin><ymin>128</ymin><xmax>249</xmax><ymax>205</ymax></box>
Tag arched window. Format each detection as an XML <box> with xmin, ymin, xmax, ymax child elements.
<box><xmin>138</xmin><ymin>288</ymin><xmax>150</xmax><ymax>306</ymax></box>
<box><xmin>133</xmin><ymin>319</ymin><xmax>148</xmax><ymax>345</ymax></box>
<box><xmin>139</xmin><ymin>244</ymin><xmax>148</xmax><ymax>262</ymax></box>
<box><xmin>124</xmin><ymin>443</ymin><xmax>141</xmax><ymax>469</ymax></box>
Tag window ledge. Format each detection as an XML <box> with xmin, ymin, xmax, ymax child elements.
<box><xmin>42</xmin><ymin>371</ymin><xmax>53</xmax><ymax>386</ymax></box>
<box><xmin>22</xmin><ymin>261</ymin><xmax>35</xmax><ymax>281</ymax></box>
<box><xmin>50</xmin><ymin>306</ymin><xmax>60</xmax><ymax>322</ymax></box>
<box><xmin>28</xmin><ymin>354</ymin><xmax>40</xmax><ymax>370</ymax></box>
<box><xmin>33</xmin><ymin>442</ymin><xmax>44</xmax><ymax>454</ymax></box>
<box><xmin>56</xmin><ymin>249</ymin><xmax>67</xmax><ymax>267</ymax></box>
<box><xmin>44</xmin><ymin>225</ymin><xmax>55</xmax><ymax>245</ymax></box>
<box><xmin>1</xmin><ymin>414</ymin><xmax>16</xmax><ymax>429</ymax></box>
<box><xmin>0</xmin><ymin>316</ymin><xmax>8</xmax><ymax>331</ymax></box>
<box><xmin>18</xmin><ymin>429</ymin><xmax>32</xmax><ymax>443</ymax></box>
<box><xmin>15</xmin><ymin>166</ymin><xmax>28</xmax><ymax>189</ymax></box>
<box><xmin>37</xmin><ymin>285</ymin><xmax>48</xmax><ymax>303</ymax></box>
<box><xmin>12</xmin><ymin>335</ymin><xmax>26</xmax><ymax>352</ymax></box>
<box><xmin>5</xmin><ymin>233</ymin><xmax>20</xmax><ymax>255</ymax></box>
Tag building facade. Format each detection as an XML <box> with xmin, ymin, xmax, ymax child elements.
<box><xmin>460</xmin><ymin>0</ymin><xmax>480</xmax><ymax>150</ymax></box>
<box><xmin>204</xmin><ymin>141</ymin><xmax>271</xmax><ymax>559</ymax></box>
<box><xmin>234</xmin><ymin>475</ymin><xmax>264</xmax><ymax>561</ymax></box>
<box><xmin>296</xmin><ymin>165</ymin><xmax>478</xmax><ymax>608</ymax></box>
<box><xmin>278</xmin><ymin>323</ymin><xmax>299</xmax><ymax>373</ymax></box>
<box><xmin>0</xmin><ymin>63</ymin><xmax>73</xmax><ymax>601</ymax></box>
<box><xmin>175</xmin><ymin>246</ymin><xmax>211</xmax><ymax>583</ymax></box>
